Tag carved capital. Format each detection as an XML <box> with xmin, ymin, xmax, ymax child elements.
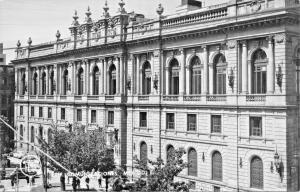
<box><xmin>154</xmin><ymin>50</ymin><xmax>160</xmax><ymax>57</ymax></box>
<box><xmin>227</xmin><ymin>40</ymin><xmax>237</xmax><ymax>49</ymax></box>
<box><xmin>274</xmin><ymin>33</ymin><xmax>290</xmax><ymax>44</ymax></box>
<box><xmin>202</xmin><ymin>45</ymin><xmax>208</xmax><ymax>52</ymax></box>
<box><xmin>82</xmin><ymin>58</ymin><xmax>88</xmax><ymax>64</ymax></box>
<box><xmin>266</xmin><ymin>35</ymin><xmax>274</xmax><ymax>43</ymax></box>
<box><xmin>239</xmin><ymin>40</ymin><xmax>247</xmax><ymax>46</ymax></box>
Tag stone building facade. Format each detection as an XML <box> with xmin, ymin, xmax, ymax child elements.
<box><xmin>11</xmin><ymin>0</ymin><xmax>300</xmax><ymax>191</ymax></box>
<box><xmin>0</xmin><ymin>43</ymin><xmax>15</xmax><ymax>155</ymax></box>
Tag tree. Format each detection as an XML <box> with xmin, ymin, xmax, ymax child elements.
<box><xmin>39</xmin><ymin>123</ymin><xmax>115</xmax><ymax>189</ymax></box>
<box><xmin>133</xmin><ymin>148</ymin><xmax>190</xmax><ymax>192</ymax></box>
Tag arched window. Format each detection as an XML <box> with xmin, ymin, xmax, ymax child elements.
<box><xmin>32</xmin><ymin>72</ymin><xmax>38</xmax><ymax>95</ymax></box>
<box><xmin>109</xmin><ymin>65</ymin><xmax>116</xmax><ymax>95</ymax></box>
<box><xmin>140</xmin><ymin>142</ymin><xmax>148</xmax><ymax>166</ymax></box>
<box><xmin>188</xmin><ymin>148</ymin><xmax>197</xmax><ymax>176</ymax></box>
<box><xmin>166</xmin><ymin>145</ymin><xmax>175</xmax><ymax>162</ymax></box>
<box><xmin>41</xmin><ymin>72</ymin><xmax>46</xmax><ymax>95</ymax></box>
<box><xmin>50</xmin><ymin>70</ymin><xmax>55</xmax><ymax>95</ymax></box>
<box><xmin>169</xmin><ymin>59</ymin><xmax>180</xmax><ymax>95</ymax></box>
<box><xmin>20</xmin><ymin>125</ymin><xmax>23</xmax><ymax>147</ymax></box>
<box><xmin>252</xmin><ymin>49</ymin><xmax>267</xmax><ymax>94</ymax></box>
<box><xmin>77</xmin><ymin>68</ymin><xmax>84</xmax><ymax>95</ymax></box>
<box><xmin>142</xmin><ymin>61</ymin><xmax>151</xmax><ymax>95</ymax></box>
<box><xmin>31</xmin><ymin>126</ymin><xmax>35</xmax><ymax>143</ymax></box>
<box><xmin>48</xmin><ymin>129</ymin><xmax>52</xmax><ymax>143</ymax></box>
<box><xmin>39</xmin><ymin>126</ymin><xmax>43</xmax><ymax>141</ymax></box>
<box><xmin>250</xmin><ymin>156</ymin><xmax>263</xmax><ymax>189</ymax></box>
<box><xmin>190</xmin><ymin>56</ymin><xmax>201</xmax><ymax>94</ymax></box>
<box><xmin>212</xmin><ymin>151</ymin><xmax>222</xmax><ymax>181</ymax></box>
<box><xmin>213</xmin><ymin>54</ymin><xmax>226</xmax><ymax>94</ymax></box>
<box><xmin>21</xmin><ymin>74</ymin><xmax>26</xmax><ymax>95</ymax></box>
<box><xmin>62</xmin><ymin>70</ymin><xmax>68</xmax><ymax>95</ymax></box>
<box><xmin>93</xmin><ymin>66</ymin><xmax>100</xmax><ymax>95</ymax></box>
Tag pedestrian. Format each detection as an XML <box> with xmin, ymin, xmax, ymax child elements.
<box><xmin>105</xmin><ymin>176</ymin><xmax>109</xmax><ymax>192</ymax></box>
<box><xmin>85</xmin><ymin>177</ymin><xmax>90</xmax><ymax>190</ymax></box>
<box><xmin>98</xmin><ymin>175</ymin><xmax>102</xmax><ymax>188</ymax></box>
<box><xmin>10</xmin><ymin>173</ymin><xmax>15</xmax><ymax>187</ymax></box>
<box><xmin>31</xmin><ymin>176</ymin><xmax>35</xmax><ymax>185</ymax></box>
<box><xmin>72</xmin><ymin>176</ymin><xmax>77</xmax><ymax>191</ymax></box>
<box><xmin>26</xmin><ymin>176</ymin><xmax>29</xmax><ymax>185</ymax></box>
<box><xmin>76</xmin><ymin>177</ymin><xmax>80</xmax><ymax>189</ymax></box>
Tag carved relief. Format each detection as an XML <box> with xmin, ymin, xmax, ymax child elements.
<box><xmin>274</xmin><ymin>33</ymin><xmax>290</xmax><ymax>44</ymax></box>
<box><xmin>227</xmin><ymin>40</ymin><xmax>237</xmax><ymax>49</ymax></box>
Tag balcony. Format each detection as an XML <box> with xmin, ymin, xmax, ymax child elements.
<box><xmin>46</xmin><ymin>95</ymin><xmax>54</xmax><ymax>99</ymax></box>
<box><xmin>74</xmin><ymin>95</ymin><xmax>82</xmax><ymax>100</ymax></box>
<box><xmin>30</xmin><ymin>95</ymin><xmax>37</xmax><ymax>99</ymax></box>
<box><xmin>183</xmin><ymin>95</ymin><xmax>202</xmax><ymax>101</ymax></box>
<box><xmin>163</xmin><ymin>95</ymin><xmax>179</xmax><ymax>101</ymax></box>
<box><xmin>88</xmin><ymin>95</ymin><xmax>99</xmax><ymax>100</ymax></box>
<box><xmin>105</xmin><ymin>95</ymin><xmax>115</xmax><ymax>101</ymax></box>
<box><xmin>246</xmin><ymin>95</ymin><xmax>266</xmax><ymax>102</ymax></box>
<box><xmin>138</xmin><ymin>95</ymin><xmax>149</xmax><ymax>101</ymax></box>
<box><xmin>38</xmin><ymin>95</ymin><xmax>46</xmax><ymax>99</ymax></box>
<box><xmin>206</xmin><ymin>95</ymin><xmax>227</xmax><ymax>102</ymax></box>
<box><xmin>60</xmin><ymin>95</ymin><xmax>67</xmax><ymax>100</ymax></box>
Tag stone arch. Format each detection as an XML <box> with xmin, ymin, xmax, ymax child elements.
<box><xmin>209</xmin><ymin>50</ymin><xmax>226</xmax><ymax>64</ymax></box>
<box><xmin>166</xmin><ymin>56</ymin><xmax>180</xmax><ymax>68</ymax></box>
<box><xmin>186</xmin><ymin>54</ymin><xmax>203</xmax><ymax>68</ymax></box>
<box><xmin>248</xmin><ymin>47</ymin><xmax>269</xmax><ymax>62</ymax></box>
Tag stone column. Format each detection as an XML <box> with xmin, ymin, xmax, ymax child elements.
<box><xmin>186</xmin><ymin>64</ymin><xmax>190</xmax><ymax>94</ymax></box>
<box><xmin>71</xmin><ymin>62</ymin><xmax>75</xmax><ymax>95</ymax></box>
<box><xmin>120</xmin><ymin>55</ymin><xmax>124</xmax><ymax>94</ymax></box>
<box><xmin>203</xmin><ymin>46</ymin><xmax>209</xmax><ymax>94</ymax></box>
<box><xmin>267</xmin><ymin>36</ymin><xmax>275</xmax><ymax>93</ymax></box>
<box><xmin>116</xmin><ymin>57</ymin><xmax>120</xmax><ymax>95</ymax></box>
<box><xmin>53</xmin><ymin>66</ymin><xmax>57</xmax><ymax>95</ymax></box>
<box><xmin>104</xmin><ymin>59</ymin><xmax>107</xmax><ymax>94</ymax></box>
<box><xmin>165</xmin><ymin>67</ymin><xmax>170</xmax><ymax>95</ymax></box>
<box><xmin>179</xmin><ymin>49</ymin><xmax>185</xmax><ymax>95</ymax></box>
<box><xmin>83</xmin><ymin>60</ymin><xmax>88</xmax><ymax>95</ymax></box>
<box><xmin>46</xmin><ymin>67</ymin><xmax>49</xmax><ymax>95</ymax></box>
<box><xmin>208</xmin><ymin>63</ymin><xmax>213</xmax><ymax>94</ymax></box>
<box><xmin>100</xmin><ymin>59</ymin><xmax>104</xmax><ymax>94</ymax></box>
<box><xmin>38</xmin><ymin>68</ymin><xmax>42</xmax><ymax>95</ymax></box>
<box><xmin>241</xmin><ymin>41</ymin><xmax>248</xmax><ymax>93</ymax></box>
<box><xmin>136</xmin><ymin>55</ymin><xmax>140</xmax><ymax>95</ymax></box>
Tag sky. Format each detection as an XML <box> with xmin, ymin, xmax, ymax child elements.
<box><xmin>0</xmin><ymin>0</ymin><xmax>228</xmax><ymax>63</ymax></box>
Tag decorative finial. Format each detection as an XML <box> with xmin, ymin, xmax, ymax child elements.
<box><xmin>72</xmin><ymin>10</ymin><xmax>79</xmax><ymax>26</ymax></box>
<box><xmin>119</xmin><ymin>0</ymin><xmax>126</xmax><ymax>14</ymax></box>
<box><xmin>156</xmin><ymin>3</ymin><xmax>164</xmax><ymax>17</ymax></box>
<box><xmin>27</xmin><ymin>37</ymin><xmax>32</xmax><ymax>46</ymax></box>
<box><xmin>17</xmin><ymin>40</ymin><xmax>21</xmax><ymax>48</ymax></box>
<box><xmin>85</xmin><ymin>6</ymin><xmax>92</xmax><ymax>23</ymax></box>
<box><xmin>103</xmin><ymin>1</ymin><xmax>109</xmax><ymax>18</ymax></box>
<box><xmin>56</xmin><ymin>30</ymin><xmax>61</xmax><ymax>40</ymax></box>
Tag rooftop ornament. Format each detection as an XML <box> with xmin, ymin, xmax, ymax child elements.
<box><xmin>72</xmin><ymin>10</ymin><xmax>79</xmax><ymax>26</ymax></box>
<box><xmin>56</xmin><ymin>30</ymin><xmax>61</xmax><ymax>41</ymax></box>
<box><xmin>16</xmin><ymin>40</ymin><xmax>21</xmax><ymax>48</ymax></box>
<box><xmin>85</xmin><ymin>6</ymin><xmax>92</xmax><ymax>23</ymax></box>
<box><xmin>156</xmin><ymin>3</ymin><xmax>164</xmax><ymax>17</ymax></box>
<box><xmin>119</xmin><ymin>0</ymin><xmax>126</xmax><ymax>14</ymax></box>
<box><xmin>103</xmin><ymin>1</ymin><xmax>110</xmax><ymax>18</ymax></box>
<box><xmin>27</xmin><ymin>37</ymin><xmax>32</xmax><ymax>46</ymax></box>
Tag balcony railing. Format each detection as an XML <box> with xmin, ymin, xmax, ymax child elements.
<box><xmin>246</xmin><ymin>95</ymin><xmax>266</xmax><ymax>102</ymax></box>
<box><xmin>38</xmin><ymin>95</ymin><xmax>45</xmax><ymax>99</ymax></box>
<box><xmin>163</xmin><ymin>95</ymin><xmax>179</xmax><ymax>101</ymax></box>
<box><xmin>60</xmin><ymin>95</ymin><xmax>67</xmax><ymax>100</ymax></box>
<box><xmin>183</xmin><ymin>95</ymin><xmax>202</xmax><ymax>101</ymax></box>
<box><xmin>30</xmin><ymin>95</ymin><xmax>37</xmax><ymax>99</ymax></box>
<box><xmin>74</xmin><ymin>95</ymin><xmax>82</xmax><ymax>100</ymax></box>
<box><xmin>105</xmin><ymin>95</ymin><xmax>115</xmax><ymax>100</ymax></box>
<box><xmin>138</xmin><ymin>95</ymin><xmax>149</xmax><ymax>101</ymax></box>
<box><xmin>206</xmin><ymin>95</ymin><xmax>227</xmax><ymax>102</ymax></box>
<box><xmin>88</xmin><ymin>95</ymin><xmax>99</xmax><ymax>100</ymax></box>
<box><xmin>46</xmin><ymin>95</ymin><xmax>54</xmax><ymax>99</ymax></box>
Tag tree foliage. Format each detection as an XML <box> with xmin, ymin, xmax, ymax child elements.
<box><xmin>133</xmin><ymin>148</ymin><xmax>190</xmax><ymax>192</ymax></box>
<box><xmin>40</xmin><ymin>123</ymin><xmax>115</xmax><ymax>173</ymax></box>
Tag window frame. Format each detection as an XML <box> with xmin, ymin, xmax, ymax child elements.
<box><xmin>187</xmin><ymin>114</ymin><xmax>197</xmax><ymax>131</ymax></box>
<box><xmin>31</xmin><ymin>106</ymin><xmax>34</xmax><ymax>117</ymax></box>
<box><xmin>77</xmin><ymin>109</ymin><xmax>82</xmax><ymax>122</ymax></box>
<box><xmin>39</xmin><ymin>107</ymin><xmax>43</xmax><ymax>118</ymax></box>
<box><xmin>249</xmin><ymin>116</ymin><xmax>263</xmax><ymax>137</ymax></box>
<box><xmin>139</xmin><ymin>112</ymin><xmax>147</xmax><ymax>127</ymax></box>
<box><xmin>61</xmin><ymin>108</ymin><xmax>65</xmax><ymax>120</ymax></box>
<box><xmin>91</xmin><ymin>110</ymin><xmax>97</xmax><ymax>123</ymax></box>
<box><xmin>211</xmin><ymin>115</ymin><xmax>222</xmax><ymax>133</ymax></box>
<box><xmin>250</xmin><ymin>156</ymin><xmax>264</xmax><ymax>189</ymax></box>
<box><xmin>108</xmin><ymin>111</ymin><xmax>114</xmax><ymax>125</ymax></box>
<box><xmin>20</xmin><ymin>106</ymin><xmax>23</xmax><ymax>116</ymax></box>
<box><xmin>166</xmin><ymin>113</ymin><xmax>175</xmax><ymax>130</ymax></box>
<box><xmin>48</xmin><ymin>107</ymin><xmax>52</xmax><ymax>119</ymax></box>
<box><xmin>212</xmin><ymin>151</ymin><xmax>223</xmax><ymax>181</ymax></box>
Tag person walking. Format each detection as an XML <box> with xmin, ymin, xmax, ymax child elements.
<box><xmin>76</xmin><ymin>177</ymin><xmax>80</xmax><ymax>190</ymax></box>
<box><xmin>85</xmin><ymin>177</ymin><xmax>90</xmax><ymax>190</ymax></box>
<box><xmin>72</xmin><ymin>176</ymin><xmax>77</xmax><ymax>191</ymax></box>
<box><xmin>98</xmin><ymin>175</ymin><xmax>102</xmax><ymax>189</ymax></box>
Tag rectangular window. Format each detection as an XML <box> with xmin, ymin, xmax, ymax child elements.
<box><xmin>91</xmin><ymin>110</ymin><xmax>96</xmax><ymax>123</ymax></box>
<box><xmin>211</xmin><ymin>115</ymin><xmax>221</xmax><ymax>133</ymax></box>
<box><xmin>250</xmin><ymin>117</ymin><xmax>262</xmax><ymax>137</ymax></box>
<box><xmin>108</xmin><ymin>111</ymin><xmax>114</xmax><ymax>125</ymax></box>
<box><xmin>77</xmin><ymin>109</ymin><xmax>82</xmax><ymax>122</ymax></box>
<box><xmin>48</xmin><ymin>107</ymin><xmax>52</xmax><ymax>119</ymax></box>
<box><xmin>20</xmin><ymin>106</ymin><xmax>23</xmax><ymax>116</ymax></box>
<box><xmin>39</xmin><ymin>107</ymin><xmax>43</xmax><ymax>117</ymax></box>
<box><xmin>139</xmin><ymin>112</ymin><xmax>147</xmax><ymax>127</ymax></box>
<box><xmin>213</xmin><ymin>186</ymin><xmax>221</xmax><ymax>192</ymax></box>
<box><xmin>187</xmin><ymin>114</ymin><xmax>196</xmax><ymax>131</ymax></box>
<box><xmin>31</xmin><ymin>107</ymin><xmax>34</xmax><ymax>117</ymax></box>
<box><xmin>61</xmin><ymin>108</ymin><xmax>65</xmax><ymax>120</ymax></box>
<box><xmin>166</xmin><ymin>113</ymin><xmax>175</xmax><ymax>129</ymax></box>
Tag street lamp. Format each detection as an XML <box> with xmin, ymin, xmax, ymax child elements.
<box><xmin>274</xmin><ymin>149</ymin><xmax>283</xmax><ymax>181</ymax></box>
